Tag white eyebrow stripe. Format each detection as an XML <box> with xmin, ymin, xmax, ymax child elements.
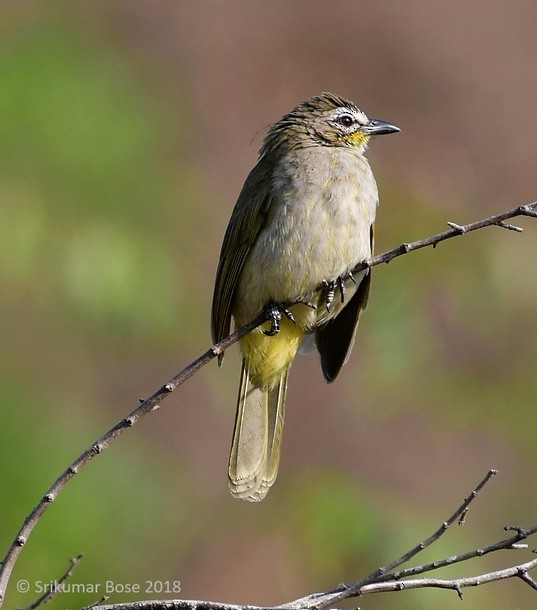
<box><xmin>333</xmin><ymin>108</ymin><xmax>369</xmax><ymax>124</ymax></box>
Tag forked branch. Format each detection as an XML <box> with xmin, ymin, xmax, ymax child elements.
<box><xmin>83</xmin><ymin>472</ymin><xmax>537</xmax><ymax>610</ymax></box>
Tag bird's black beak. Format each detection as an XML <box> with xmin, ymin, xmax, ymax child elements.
<box><xmin>364</xmin><ymin>118</ymin><xmax>400</xmax><ymax>136</ymax></box>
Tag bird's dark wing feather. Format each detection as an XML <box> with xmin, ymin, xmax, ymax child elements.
<box><xmin>211</xmin><ymin>160</ymin><xmax>273</xmax><ymax>360</ymax></box>
<box><xmin>315</xmin><ymin>224</ymin><xmax>374</xmax><ymax>383</ymax></box>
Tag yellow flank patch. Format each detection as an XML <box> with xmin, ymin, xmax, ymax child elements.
<box><xmin>240</xmin><ymin>316</ymin><xmax>305</xmax><ymax>390</ymax></box>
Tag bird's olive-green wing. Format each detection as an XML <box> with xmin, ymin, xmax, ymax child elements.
<box><xmin>211</xmin><ymin>161</ymin><xmax>273</xmax><ymax>356</ymax></box>
<box><xmin>315</xmin><ymin>224</ymin><xmax>374</xmax><ymax>382</ymax></box>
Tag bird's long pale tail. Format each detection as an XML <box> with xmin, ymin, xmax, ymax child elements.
<box><xmin>228</xmin><ymin>360</ymin><xmax>288</xmax><ymax>502</ymax></box>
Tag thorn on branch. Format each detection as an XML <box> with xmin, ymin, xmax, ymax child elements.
<box><xmin>497</xmin><ymin>220</ymin><xmax>523</xmax><ymax>232</ymax></box>
<box><xmin>447</xmin><ymin>221</ymin><xmax>465</xmax><ymax>233</ymax></box>
<box><xmin>458</xmin><ymin>507</ymin><xmax>468</xmax><ymax>526</ymax></box>
<box><xmin>211</xmin><ymin>345</ymin><xmax>223</xmax><ymax>357</ymax></box>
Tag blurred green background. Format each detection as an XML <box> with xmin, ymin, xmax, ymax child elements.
<box><xmin>1</xmin><ymin>2</ymin><xmax>536</xmax><ymax>609</ymax></box>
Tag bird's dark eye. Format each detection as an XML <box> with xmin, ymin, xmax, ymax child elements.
<box><xmin>336</xmin><ymin>113</ymin><xmax>355</xmax><ymax>128</ymax></box>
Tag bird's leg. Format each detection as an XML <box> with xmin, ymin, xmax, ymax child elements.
<box><xmin>322</xmin><ymin>279</ymin><xmax>336</xmax><ymax>312</ymax></box>
<box><xmin>263</xmin><ymin>304</ymin><xmax>296</xmax><ymax>336</ymax></box>
<box><xmin>337</xmin><ymin>276</ymin><xmax>346</xmax><ymax>304</ymax></box>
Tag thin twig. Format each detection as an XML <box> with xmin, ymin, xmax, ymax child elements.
<box><xmin>85</xmin><ymin>557</ymin><xmax>537</xmax><ymax>610</ymax></box>
<box><xmin>19</xmin><ymin>554</ymin><xmax>83</xmax><ymax>610</ymax></box>
<box><xmin>356</xmin><ymin>201</ymin><xmax>537</xmax><ymax>272</ymax></box>
<box><xmin>358</xmin><ymin>556</ymin><xmax>537</xmax><ymax>597</ymax></box>
<box><xmin>93</xmin><ymin>602</ymin><xmax>262</xmax><ymax>610</ymax></box>
<box><xmin>81</xmin><ymin>596</ymin><xmax>110</xmax><ymax>610</ymax></box>
<box><xmin>1</xmin><ymin>202</ymin><xmax>536</xmax><ymax>607</ymax></box>
<box><xmin>285</xmin><ymin>470</ymin><xmax>497</xmax><ymax>610</ymax></box>
<box><xmin>387</xmin><ymin>523</ymin><xmax>537</xmax><ymax>583</ymax></box>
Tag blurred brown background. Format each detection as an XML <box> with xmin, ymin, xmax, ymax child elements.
<box><xmin>1</xmin><ymin>2</ymin><xmax>536</xmax><ymax>609</ymax></box>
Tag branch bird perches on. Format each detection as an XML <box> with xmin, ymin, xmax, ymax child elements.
<box><xmin>1</xmin><ymin>201</ymin><xmax>536</xmax><ymax>608</ymax></box>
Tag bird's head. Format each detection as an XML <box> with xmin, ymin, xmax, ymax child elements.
<box><xmin>262</xmin><ymin>92</ymin><xmax>399</xmax><ymax>156</ymax></box>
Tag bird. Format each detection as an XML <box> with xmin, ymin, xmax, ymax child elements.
<box><xmin>211</xmin><ymin>92</ymin><xmax>399</xmax><ymax>501</ymax></box>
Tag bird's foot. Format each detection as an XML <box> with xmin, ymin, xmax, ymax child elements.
<box><xmin>263</xmin><ymin>304</ymin><xmax>296</xmax><ymax>336</ymax></box>
<box><xmin>322</xmin><ymin>276</ymin><xmax>347</xmax><ymax>312</ymax></box>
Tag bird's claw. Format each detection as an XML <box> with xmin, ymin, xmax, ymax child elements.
<box><xmin>337</xmin><ymin>276</ymin><xmax>345</xmax><ymax>303</ymax></box>
<box><xmin>323</xmin><ymin>275</ymin><xmax>347</xmax><ymax>312</ymax></box>
<box><xmin>264</xmin><ymin>304</ymin><xmax>296</xmax><ymax>336</ymax></box>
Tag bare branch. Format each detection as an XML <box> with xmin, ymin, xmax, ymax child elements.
<box><xmin>356</xmin><ymin>200</ymin><xmax>537</xmax><ymax>272</ymax></box>
<box><xmin>19</xmin><ymin>554</ymin><xmax>83</xmax><ymax>610</ymax></box>
<box><xmin>85</xmin><ymin>557</ymin><xmax>537</xmax><ymax>610</ymax></box>
<box><xmin>358</xmin><ymin>556</ymin><xmax>537</xmax><ymax>596</ymax></box>
<box><xmin>1</xmin><ymin>201</ymin><xmax>536</xmax><ymax>607</ymax></box>
<box><xmin>285</xmin><ymin>470</ymin><xmax>498</xmax><ymax>610</ymax></box>
<box><xmin>92</xmin><ymin>602</ymin><xmax>262</xmax><ymax>610</ymax></box>
<box><xmin>0</xmin><ymin>313</ymin><xmax>266</xmax><ymax>608</ymax></box>
<box><xmin>386</xmin><ymin>523</ymin><xmax>537</xmax><ymax>583</ymax></box>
